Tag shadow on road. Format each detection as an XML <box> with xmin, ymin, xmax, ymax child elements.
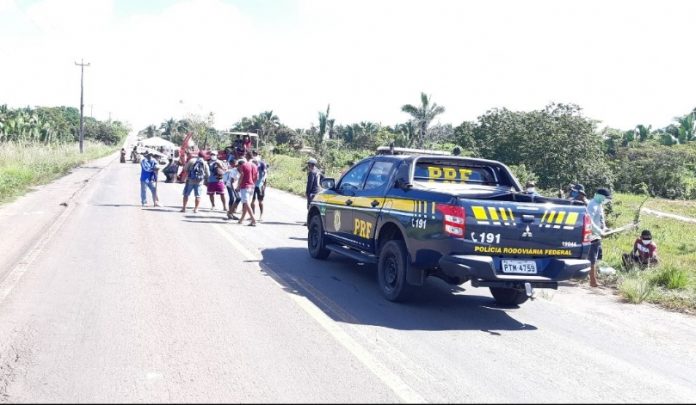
<box><xmin>260</xmin><ymin>247</ymin><xmax>536</xmax><ymax>332</ymax></box>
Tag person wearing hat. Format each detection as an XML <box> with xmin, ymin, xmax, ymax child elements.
<box><xmin>206</xmin><ymin>150</ymin><xmax>227</xmax><ymax>211</ymax></box>
<box><xmin>565</xmin><ymin>183</ymin><xmax>588</xmax><ymax>205</ymax></box>
<box><xmin>622</xmin><ymin>229</ymin><xmax>659</xmax><ymax>269</ymax></box>
<box><xmin>586</xmin><ymin>187</ymin><xmax>612</xmax><ymax>287</ymax></box>
<box><xmin>524</xmin><ymin>181</ymin><xmax>539</xmax><ymax>196</ymax></box>
<box><xmin>139</xmin><ymin>151</ymin><xmax>161</xmax><ymax>207</ymax></box>
<box><xmin>305</xmin><ymin>157</ymin><xmax>322</xmax><ymax>211</ymax></box>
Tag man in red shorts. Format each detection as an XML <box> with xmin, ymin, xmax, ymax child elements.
<box><xmin>206</xmin><ymin>151</ymin><xmax>228</xmax><ymax>211</ymax></box>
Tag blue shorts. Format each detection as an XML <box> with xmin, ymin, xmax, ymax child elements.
<box><xmin>183</xmin><ymin>182</ymin><xmax>202</xmax><ymax>198</ymax></box>
<box><xmin>589</xmin><ymin>239</ymin><xmax>603</xmax><ymax>264</ymax></box>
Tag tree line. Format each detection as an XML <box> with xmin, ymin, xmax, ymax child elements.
<box><xmin>0</xmin><ymin>105</ymin><xmax>129</xmax><ymax>145</ymax></box>
<box><xmin>140</xmin><ymin>93</ymin><xmax>696</xmax><ymax>199</ymax></box>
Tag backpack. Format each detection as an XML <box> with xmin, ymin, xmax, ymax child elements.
<box><xmin>188</xmin><ymin>159</ymin><xmax>205</xmax><ymax>182</ymax></box>
<box><xmin>213</xmin><ymin>162</ymin><xmax>225</xmax><ymax>180</ymax></box>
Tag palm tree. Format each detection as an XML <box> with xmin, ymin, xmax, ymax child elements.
<box><xmin>635</xmin><ymin>124</ymin><xmax>652</xmax><ymax>142</ymax></box>
<box><xmin>253</xmin><ymin>110</ymin><xmax>280</xmax><ymax>146</ymax></box>
<box><xmin>318</xmin><ymin>104</ymin><xmax>331</xmax><ymax>141</ymax></box>
<box><xmin>401</xmin><ymin>92</ymin><xmax>445</xmax><ymax>148</ymax></box>
<box><xmin>160</xmin><ymin>118</ymin><xmax>177</xmax><ymax>141</ymax></box>
<box><xmin>675</xmin><ymin>113</ymin><xmax>695</xmax><ymax>143</ymax></box>
<box><xmin>144</xmin><ymin>125</ymin><xmax>158</xmax><ymax>138</ymax></box>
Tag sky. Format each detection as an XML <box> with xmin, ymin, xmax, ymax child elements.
<box><xmin>1</xmin><ymin>0</ymin><xmax>695</xmax><ymax>133</ymax></box>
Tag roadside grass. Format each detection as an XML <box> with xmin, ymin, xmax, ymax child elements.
<box><xmin>266</xmin><ymin>153</ymin><xmax>344</xmax><ymax>197</ymax></box>
<box><xmin>0</xmin><ymin>141</ymin><xmax>117</xmax><ymax>204</ymax></box>
<box><xmin>615</xmin><ymin>192</ymin><xmax>696</xmax><ymax>220</ymax></box>
<box><xmin>601</xmin><ymin>193</ymin><xmax>696</xmax><ymax>313</ymax></box>
<box><xmin>265</xmin><ymin>156</ymin><xmax>696</xmax><ymax>313</ymax></box>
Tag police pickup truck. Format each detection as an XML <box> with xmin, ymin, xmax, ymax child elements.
<box><xmin>307</xmin><ymin>147</ymin><xmax>591</xmax><ymax>305</ymax></box>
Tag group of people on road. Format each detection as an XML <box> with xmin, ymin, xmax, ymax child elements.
<box><xmin>138</xmin><ymin>147</ymin><xmax>268</xmax><ymax>227</ymax></box>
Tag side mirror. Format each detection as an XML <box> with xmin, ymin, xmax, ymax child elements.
<box><xmin>395</xmin><ymin>178</ymin><xmax>413</xmax><ymax>191</ymax></box>
<box><xmin>321</xmin><ymin>178</ymin><xmax>336</xmax><ymax>190</ymax></box>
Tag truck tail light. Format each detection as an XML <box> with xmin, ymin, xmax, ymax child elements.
<box><xmin>582</xmin><ymin>213</ymin><xmax>592</xmax><ymax>243</ymax></box>
<box><xmin>437</xmin><ymin>204</ymin><xmax>466</xmax><ymax>238</ymax></box>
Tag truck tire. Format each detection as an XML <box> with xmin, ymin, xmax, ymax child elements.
<box><xmin>378</xmin><ymin>240</ymin><xmax>416</xmax><ymax>302</ymax></box>
<box><xmin>489</xmin><ymin>287</ymin><xmax>529</xmax><ymax>306</ymax></box>
<box><xmin>308</xmin><ymin>214</ymin><xmax>331</xmax><ymax>260</ymax></box>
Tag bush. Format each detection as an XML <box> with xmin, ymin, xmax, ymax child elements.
<box><xmin>613</xmin><ymin>144</ymin><xmax>696</xmax><ymax>199</ymax></box>
<box><xmin>619</xmin><ymin>276</ymin><xmax>654</xmax><ymax>304</ymax></box>
<box><xmin>650</xmin><ymin>265</ymin><xmax>689</xmax><ymax>290</ymax></box>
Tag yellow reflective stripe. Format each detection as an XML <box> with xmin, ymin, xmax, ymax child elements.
<box><xmin>499</xmin><ymin>208</ymin><xmax>508</xmax><ymax>221</ymax></box>
<box><xmin>565</xmin><ymin>212</ymin><xmax>579</xmax><ymax>226</ymax></box>
<box><xmin>540</xmin><ymin>210</ymin><xmax>548</xmax><ymax>224</ymax></box>
<box><xmin>555</xmin><ymin>211</ymin><xmax>566</xmax><ymax>224</ymax></box>
<box><xmin>508</xmin><ymin>208</ymin><xmax>514</xmax><ymax>221</ymax></box>
<box><xmin>472</xmin><ymin>206</ymin><xmax>488</xmax><ymax>221</ymax></box>
<box><xmin>386</xmin><ymin>198</ymin><xmax>416</xmax><ymax>212</ymax></box>
<box><xmin>547</xmin><ymin>211</ymin><xmax>556</xmax><ymax>223</ymax></box>
<box><xmin>487</xmin><ymin>207</ymin><xmax>499</xmax><ymax>221</ymax></box>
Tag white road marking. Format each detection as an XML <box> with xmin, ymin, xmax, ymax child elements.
<box><xmin>0</xmin><ymin>203</ymin><xmax>76</xmax><ymax>304</ymax></box>
<box><xmin>212</xmin><ymin>224</ymin><xmax>426</xmax><ymax>403</ymax></box>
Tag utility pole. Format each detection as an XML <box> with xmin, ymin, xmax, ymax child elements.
<box><xmin>75</xmin><ymin>59</ymin><xmax>90</xmax><ymax>153</ymax></box>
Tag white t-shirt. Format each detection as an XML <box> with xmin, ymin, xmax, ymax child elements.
<box><xmin>224</xmin><ymin>167</ymin><xmax>240</xmax><ymax>188</ymax></box>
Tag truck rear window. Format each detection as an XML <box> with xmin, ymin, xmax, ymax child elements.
<box><xmin>414</xmin><ymin>162</ymin><xmax>500</xmax><ymax>185</ymax></box>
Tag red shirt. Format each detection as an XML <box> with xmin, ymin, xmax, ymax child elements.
<box><xmin>239</xmin><ymin>162</ymin><xmax>258</xmax><ymax>189</ymax></box>
<box><xmin>633</xmin><ymin>239</ymin><xmax>657</xmax><ymax>261</ymax></box>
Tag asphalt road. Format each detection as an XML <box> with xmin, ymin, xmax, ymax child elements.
<box><xmin>1</xmin><ymin>153</ymin><xmax>695</xmax><ymax>403</ymax></box>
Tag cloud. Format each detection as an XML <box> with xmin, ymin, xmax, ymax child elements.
<box><xmin>1</xmin><ymin>0</ymin><xmax>695</xmax><ymax>134</ymax></box>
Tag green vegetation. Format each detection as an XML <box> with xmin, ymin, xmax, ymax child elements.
<box><xmin>0</xmin><ymin>105</ymin><xmax>129</xmax><ymax>145</ymax></box>
<box><xmin>144</xmin><ymin>92</ymin><xmax>696</xmax><ymax>313</ymax></box>
<box><xmin>0</xmin><ymin>104</ymin><xmax>128</xmax><ymax>204</ymax></box>
<box><xmin>0</xmin><ymin>142</ymin><xmax>117</xmax><ymax>203</ymax></box>
<box><xmin>600</xmin><ymin>193</ymin><xmax>696</xmax><ymax>312</ymax></box>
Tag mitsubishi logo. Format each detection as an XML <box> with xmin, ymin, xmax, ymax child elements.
<box><xmin>522</xmin><ymin>225</ymin><xmax>533</xmax><ymax>238</ymax></box>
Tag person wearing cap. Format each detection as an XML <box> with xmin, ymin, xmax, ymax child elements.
<box><xmin>586</xmin><ymin>187</ymin><xmax>612</xmax><ymax>287</ymax></box>
<box><xmin>306</xmin><ymin>157</ymin><xmax>322</xmax><ymax>210</ymax></box>
<box><xmin>206</xmin><ymin>150</ymin><xmax>227</xmax><ymax>211</ymax></box>
<box><xmin>622</xmin><ymin>229</ymin><xmax>659</xmax><ymax>269</ymax></box>
<box><xmin>524</xmin><ymin>181</ymin><xmax>539</xmax><ymax>196</ymax></box>
<box><xmin>180</xmin><ymin>151</ymin><xmax>210</xmax><ymax>214</ymax></box>
<box><xmin>139</xmin><ymin>151</ymin><xmax>161</xmax><ymax>207</ymax></box>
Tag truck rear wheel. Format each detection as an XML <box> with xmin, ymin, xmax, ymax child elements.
<box><xmin>489</xmin><ymin>287</ymin><xmax>529</xmax><ymax>306</ymax></box>
<box><xmin>378</xmin><ymin>240</ymin><xmax>416</xmax><ymax>302</ymax></box>
<box><xmin>308</xmin><ymin>214</ymin><xmax>330</xmax><ymax>260</ymax></box>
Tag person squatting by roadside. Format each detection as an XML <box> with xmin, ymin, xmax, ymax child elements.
<box><xmin>587</xmin><ymin>187</ymin><xmax>612</xmax><ymax>287</ymax></box>
<box><xmin>236</xmin><ymin>152</ymin><xmax>258</xmax><ymax>226</ymax></box>
<box><xmin>139</xmin><ymin>152</ymin><xmax>161</xmax><ymax>207</ymax></box>
<box><xmin>622</xmin><ymin>229</ymin><xmax>659</xmax><ymax>269</ymax></box>
<box><xmin>181</xmin><ymin>151</ymin><xmax>210</xmax><ymax>214</ymax></box>
<box><xmin>207</xmin><ymin>151</ymin><xmax>227</xmax><ymax>211</ymax></box>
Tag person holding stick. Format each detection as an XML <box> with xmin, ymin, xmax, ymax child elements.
<box><xmin>586</xmin><ymin>188</ymin><xmax>612</xmax><ymax>287</ymax></box>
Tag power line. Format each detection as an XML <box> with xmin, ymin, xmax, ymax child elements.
<box><xmin>74</xmin><ymin>59</ymin><xmax>90</xmax><ymax>153</ymax></box>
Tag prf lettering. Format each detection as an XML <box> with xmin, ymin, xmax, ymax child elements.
<box><xmin>427</xmin><ymin>166</ymin><xmax>472</xmax><ymax>182</ymax></box>
<box><xmin>353</xmin><ymin>218</ymin><xmax>373</xmax><ymax>239</ymax></box>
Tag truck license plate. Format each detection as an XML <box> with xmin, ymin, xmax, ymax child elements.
<box><xmin>501</xmin><ymin>260</ymin><xmax>537</xmax><ymax>274</ymax></box>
